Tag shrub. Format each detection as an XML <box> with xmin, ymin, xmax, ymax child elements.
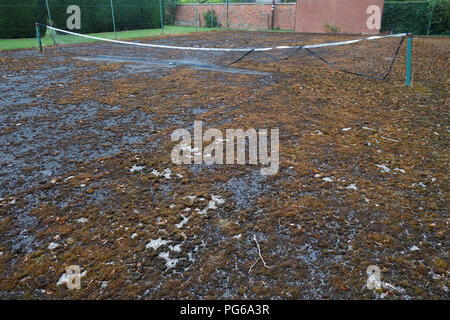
<box><xmin>202</xmin><ymin>10</ymin><xmax>217</xmax><ymax>28</ymax></box>
<box><xmin>382</xmin><ymin>0</ymin><xmax>450</xmax><ymax>35</ymax></box>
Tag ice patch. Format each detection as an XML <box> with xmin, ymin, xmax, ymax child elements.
<box><xmin>346</xmin><ymin>184</ymin><xmax>358</xmax><ymax>191</ymax></box>
<box><xmin>322</xmin><ymin>177</ymin><xmax>333</xmax><ymax>182</ymax></box>
<box><xmin>176</xmin><ymin>215</ymin><xmax>189</xmax><ymax>229</ymax></box>
<box><xmin>163</xmin><ymin>168</ymin><xmax>172</xmax><ymax>179</ymax></box>
<box><xmin>48</xmin><ymin>242</ymin><xmax>59</xmax><ymax>250</ymax></box>
<box><xmin>159</xmin><ymin>251</ymin><xmax>178</xmax><ymax>269</ymax></box>
<box><xmin>211</xmin><ymin>195</ymin><xmax>225</xmax><ymax>206</ymax></box>
<box><xmin>376</xmin><ymin>164</ymin><xmax>391</xmax><ymax>173</ymax></box>
<box><xmin>381</xmin><ymin>282</ymin><xmax>406</xmax><ymax>294</ymax></box>
<box><xmin>146</xmin><ymin>238</ymin><xmax>170</xmax><ymax>250</ymax></box>
<box><xmin>342</xmin><ymin>127</ymin><xmax>351</xmax><ymax>131</ymax></box>
<box><xmin>130</xmin><ymin>165</ymin><xmax>145</xmax><ymax>173</ymax></box>
<box><xmin>169</xmin><ymin>244</ymin><xmax>182</xmax><ymax>253</ymax></box>
<box><xmin>195</xmin><ymin>194</ymin><xmax>225</xmax><ymax>215</ymax></box>
<box><xmin>418</xmin><ymin>182</ymin><xmax>427</xmax><ymax>188</ymax></box>
<box><xmin>413</xmin><ymin>182</ymin><xmax>427</xmax><ymax>188</ymax></box>
<box><xmin>150</xmin><ymin>168</ymin><xmax>172</xmax><ymax>179</ymax></box>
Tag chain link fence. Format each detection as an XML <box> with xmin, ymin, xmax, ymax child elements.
<box><xmin>0</xmin><ymin>0</ymin><xmax>448</xmax><ymax>40</ymax></box>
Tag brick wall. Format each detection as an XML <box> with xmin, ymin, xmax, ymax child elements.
<box><xmin>174</xmin><ymin>3</ymin><xmax>297</xmax><ymax>31</ymax></box>
<box><xmin>295</xmin><ymin>0</ymin><xmax>385</xmax><ymax>34</ymax></box>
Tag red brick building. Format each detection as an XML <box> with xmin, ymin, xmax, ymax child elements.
<box><xmin>174</xmin><ymin>3</ymin><xmax>297</xmax><ymax>31</ymax></box>
<box><xmin>174</xmin><ymin>1</ymin><xmax>384</xmax><ymax>34</ymax></box>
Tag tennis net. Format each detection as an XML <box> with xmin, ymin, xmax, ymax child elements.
<box><xmin>39</xmin><ymin>24</ymin><xmax>408</xmax><ymax>81</ymax></box>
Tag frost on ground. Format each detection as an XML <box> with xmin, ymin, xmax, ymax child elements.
<box><xmin>0</xmin><ymin>33</ymin><xmax>448</xmax><ymax>299</ymax></box>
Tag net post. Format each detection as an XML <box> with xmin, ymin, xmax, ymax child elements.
<box><xmin>35</xmin><ymin>23</ymin><xmax>42</xmax><ymax>52</ymax></box>
<box><xmin>406</xmin><ymin>33</ymin><xmax>413</xmax><ymax>87</ymax></box>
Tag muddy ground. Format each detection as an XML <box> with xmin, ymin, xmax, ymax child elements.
<box><xmin>0</xmin><ymin>31</ymin><xmax>448</xmax><ymax>299</ymax></box>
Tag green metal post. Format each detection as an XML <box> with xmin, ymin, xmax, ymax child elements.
<box><xmin>427</xmin><ymin>0</ymin><xmax>436</xmax><ymax>36</ymax></box>
<box><xmin>195</xmin><ymin>0</ymin><xmax>199</xmax><ymax>32</ymax></box>
<box><xmin>44</xmin><ymin>0</ymin><xmax>52</xmax><ymax>27</ymax></box>
<box><xmin>259</xmin><ymin>0</ymin><xmax>262</xmax><ymax>30</ymax></box>
<box><xmin>36</xmin><ymin>23</ymin><xmax>42</xmax><ymax>52</ymax></box>
<box><xmin>226</xmin><ymin>0</ymin><xmax>229</xmax><ymax>30</ymax></box>
<box><xmin>110</xmin><ymin>0</ymin><xmax>117</xmax><ymax>40</ymax></box>
<box><xmin>210</xmin><ymin>0</ymin><xmax>213</xmax><ymax>29</ymax></box>
<box><xmin>159</xmin><ymin>0</ymin><xmax>164</xmax><ymax>33</ymax></box>
<box><xmin>44</xmin><ymin>0</ymin><xmax>56</xmax><ymax>43</ymax></box>
<box><xmin>406</xmin><ymin>33</ymin><xmax>413</xmax><ymax>87</ymax></box>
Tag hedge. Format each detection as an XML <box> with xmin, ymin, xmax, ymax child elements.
<box><xmin>0</xmin><ymin>1</ymin><xmax>47</xmax><ymax>39</ymax></box>
<box><xmin>0</xmin><ymin>0</ymin><xmax>168</xmax><ymax>39</ymax></box>
<box><xmin>382</xmin><ymin>0</ymin><xmax>450</xmax><ymax>35</ymax></box>
<box><xmin>47</xmin><ymin>0</ymin><xmax>163</xmax><ymax>34</ymax></box>
<box><xmin>1</xmin><ymin>1</ymin><xmax>449</xmax><ymax>39</ymax></box>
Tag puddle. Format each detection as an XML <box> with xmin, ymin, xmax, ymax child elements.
<box><xmin>74</xmin><ymin>55</ymin><xmax>272</xmax><ymax>76</ymax></box>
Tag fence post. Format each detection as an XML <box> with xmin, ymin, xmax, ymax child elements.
<box><xmin>44</xmin><ymin>0</ymin><xmax>56</xmax><ymax>43</ymax></box>
<box><xmin>36</xmin><ymin>23</ymin><xmax>42</xmax><ymax>52</ymax></box>
<box><xmin>210</xmin><ymin>0</ymin><xmax>213</xmax><ymax>29</ymax></box>
<box><xmin>259</xmin><ymin>0</ymin><xmax>262</xmax><ymax>30</ymax></box>
<box><xmin>159</xmin><ymin>0</ymin><xmax>164</xmax><ymax>33</ymax></box>
<box><xmin>196</xmin><ymin>0</ymin><xmax>199</xmax><ymax>32</ymax></box>
<box><xmin>110</xmin><ymin>0</ymin><xmax>117</xmax><ymax>40</ymax></box>
<box><xmin>226</xmin><ymin>0</ymin><xmax>229</xmax><ymax>29</ymax></box>
<box><xmin>44</xmin><ymin>0</ymin><xmax>53</xmax><ymax>27</ymax></box>
<box><xmin>271</xmin><ymin>0</ymin><xmax>275</xmax><ymax>30</ymax></box>
<box><xmin>427</xmin><ymin>0</ymin><xmax>436</xmax><ymax>36</ymax></box>
<box><xmin>406</xmin><ymin>33</ymin><xmax>413</xmax><ymax>87</ymax></box>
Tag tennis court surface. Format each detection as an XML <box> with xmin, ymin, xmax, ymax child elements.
<box><xmin>0</xmin><ymin>30</ymin><xmax>448</xmax><ymax>299</ymax></box>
